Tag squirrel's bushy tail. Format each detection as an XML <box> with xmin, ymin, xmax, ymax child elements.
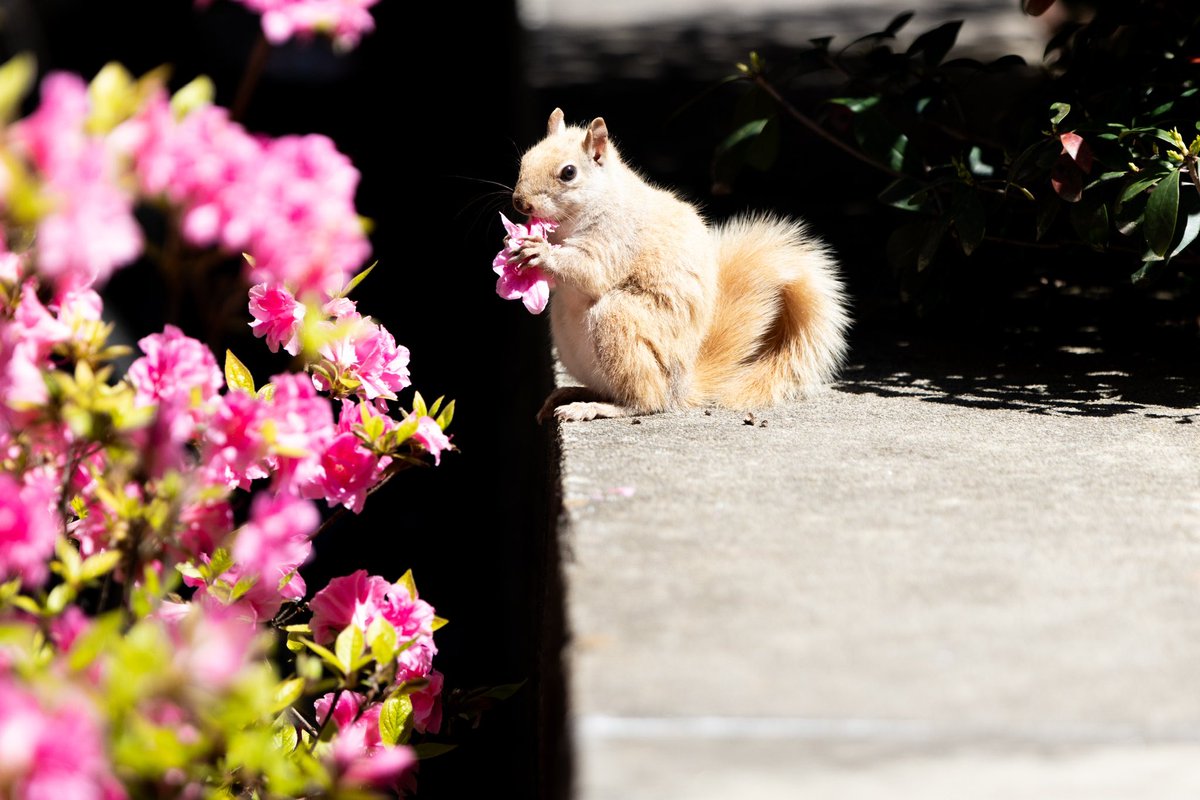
<box><xmin>693</xmin><ymin>214</ymin><xmax>850</xmax><ymax>407</ymax></box>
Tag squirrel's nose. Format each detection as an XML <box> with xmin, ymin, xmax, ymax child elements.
<box><xmin>513</xmin><ymin>194</ymin><xmax>532</xmax><ymax>216</ymax></box>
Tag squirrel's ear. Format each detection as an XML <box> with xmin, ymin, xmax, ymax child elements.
<box><xmin>584</xmin><ymin>117</ymin><xmax>609</xmax><ymax>165</ymax></box>
<box><xmin>547</xmin><ymin>108</ymin><xmax>566</xmax><ymax>136</ymax></box>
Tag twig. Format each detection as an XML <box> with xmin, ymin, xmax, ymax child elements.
<box><xmin>232</xmin><ymin>34</ymin><xmax>271</xmax><ymax>123</ymax></box>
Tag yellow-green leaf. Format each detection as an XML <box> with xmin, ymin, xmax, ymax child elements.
<box><xmin>224</xmin><ymin>350</ymin><xmax>256</xmax><ymax>394</ymax></box>
<box><xmin>335</xmin><ymin>624</ymin><xmax>364</xmax><ymax>674</ymax></box>
<box><xmin>272</xmin><ymin>677</ymin><xmax>307</xmax><ymax>714</ymax></box>
<box><xmin>79</xmin><ymin>549</ymin><xmax>123</xmax><ymax>583</ymax></box>
<box><xmin>170</xmin><ymin>75</ymin><xmax>214</xmax><ymax>119</ymax></box>
<box><xmin>431</xmin><ymin>615</ymin><xmax>449</xmax><ymax>632</ymax></box>
<box><xmin>378</xmin><ymin>693</ymin><xmax>413</xmax><ymax>746</ymax></box>
<box><xmin>397</xmin><ymin>569</ymin><xmax>417</xmax><ymax>600</ymax></box>
<box><xmin>367</xmin><ymin>617</ymin><xmax>397</xmax><ymax>664</ymax></box>
<box><xmin>0</xmin><ymin>54</ymin><xmax>35</xmax><ymax>123</ymax></box>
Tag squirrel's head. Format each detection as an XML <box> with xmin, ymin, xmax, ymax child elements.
<box><xmin>513</xmin><ymin>108</ymin><xmax>616</xmax><ymax>227</ymax></box>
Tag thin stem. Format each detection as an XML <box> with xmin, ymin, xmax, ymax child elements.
<box><xmin>751</xmin><ymin>74</ymin><xmax>906</xmax><ymax>179</ymax></box>
<box><xmin>309</xmin><ymin>461</ymin><xmax>415</xmax><ymax>541</ymax></box>
<box><xmin>310</xmin><ymin>687</ymin><xmax>346</xmax><ymax>752</ymax></box>
<box><xmin>231</xmin><ymin>34</ymin><xmax>271</xmax><ymax>123</ymax></box>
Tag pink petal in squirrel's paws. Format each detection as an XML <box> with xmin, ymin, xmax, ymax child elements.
<box><xmin>493</xmin><ymin>212</ymin><xmax>557</xmax><ymax>315</ymax></box>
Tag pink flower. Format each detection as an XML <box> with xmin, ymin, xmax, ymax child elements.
<box><xmin>225</xmin><ymin>0</ymin><xmax>382</xmax><ymax>50</ymax></box>
<box><xmin>12</xmin><ymin>73</ymin><xmax>142</xmax><ymax>291</ymax></box>
<box><xmin>262</xmin><ymin>373</ymin><xmax>335</xmax><ymax>492</ymax></box>
<box><xmin>127</xmin><ymin>325</ymin><xmax>223</xmax><ymax>409</ymax></box>
<box><xmin>248</xmin><ymin>282</ymin><xmax>305</xmax><ymax>355</ymax></box>
<box><xmin>304</xmin><ymin>431</ymin><xmax>391</xmax><ymax>513</ymax></box>
<box><xmin>48</xmin><ymin>607</ymin><xmax>91</xmax><ymax>653</ymax></box>
<box><xmin>0</xmin><ymin>472</ymin><xmax>59</xmax><ymax>588</ymax></box>
<box><xmin>493</xmin><ymin>212</ymin><xmax>557</xmax><ymax>314</ymax></box>
<box><xmin>330</xmin><ymin>704</ymin><xmax>415</xmax><ymax>791</ymax></box>
<box><xmin>176</xmin><ymin>496</ymin><xmax>234</xmax><ymax>558</ymax></box>
<box><xmin>315</xmin><ymin>313</ymin><xmax>411</xmax><ymax>405</ymax></box>
<box><xmin>314</xmin><ymin>690</ymin><xmax>364</xmax><ymax>731</ymax></box>
<box><xmin>411</xmin><ymin>669</ymin><xmax>444</xmax><ymax>735</ymax></box>
<box><xmin>232</xmin><ymin>491</ymin><xmax>318</xmax><ymax>595</ymax></box>
<box><xmin>0</xmin><ymin>678</ymin><xmax>125</xmax><ymax>800</ymax></box>
<box><xmin>308</xmin><ymin>570</ymin><xmax>437</xmax><ymax>668</ymax></box>
<box><xmin>168</xmin><ymin>602</ymin><xmax>262</xmax><ymax>691</ymax></box>
<box><xmin>412</xmin><ymin>416</ymin><xmax>452</xmax><ymax>466</ymax></box>
<box><xmin>201</xmin><ymin>389</ymin><xmax>270</xmax><ymax>490</ymax></box>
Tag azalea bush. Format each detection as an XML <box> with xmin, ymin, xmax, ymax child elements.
<box><xmin>714</xmin><ymin>0</ymin><xmax>1200</xmax><ymax>300</ymax></box>
<box><xmin>0</xmin><ymin>2</ymin><xmax>502</xmax><ymax>797</ymax></box>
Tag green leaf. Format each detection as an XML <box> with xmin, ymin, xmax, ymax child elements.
<box><xmin>431</xmin><ymin>615</ymin><xmax>449</xmax><ymax>632</ymax></box>
<box><xmin>272</xmin><ymin>677</ymin><xmax>307</xmax><ymax>714</ymax></box>
<box><xmin>744</xmin><ymin>116</ymin><xmax>779</xmax><ymax>171</ymax></box>
<box><xmin>1131</xmin><ymin>260</ymin><xmax>1158</xmax><ymax>284</ymax></box>
<box><xmin>1048</xmin><ymin>102</ymin><xmax>1070</xmax><ymax>127</ymax></box>
<box><xmin>379</xmin><ymin>693</ymin><xmax>413</xmax><ymax>746</ymax></box>
<box><xmin>413</xmin><ymin>743</ymin><xmax>458</xmax><ymax>760</ymax></box>
<box><xmin>335</xmin><ymin>624</ymin><xmax>364</xmax><ymax>674</ymax></box>
<box><xmin>340</xmin><ymin>261</ymin><xmax>378</xmax><ymax>298</ymax></box>
<box><xmin>67</xmin><ymin>611</ymin><xmax>122</xmax><ymax>671</ymax></box>
<box><xmin>482</xmin><ymin>680</ymin><xmax>527</xmax><ymax>701</ymax></box>
<box><xmin>952</xmin><ymin>184</ymin><xmax>986</xmax><ymax>255</ymax></box>
<box><xmin>1145</xmin><ymin>168</ymin><xmax>1180</xmax><ymax>257</ymax></box>
<box><xmin>79</xmin><ymin>549</ymin><xmax>123</xmax><ymax>583</ymax></box>
<box><xmin>884</xmin><ymin>10</ymin><xmax>914</xmax><ymax>36</ymax></box>
<box><xmin>1070</xmin><ymin>197</ymin><xmax>1110</xmax><ymax>250</ymax></box>
<box><xmin>1035</xmin><ymin>192</ymin><xmax>1060</xmax><ymax>241</ymax></box>
<box><xmin>170</xmin><ymin>75</ymin><xmax>214</xmax><ymax>118</ymax></box>
<box><xmin>302</xmin><ymin>639</ymin><xmax>345</xmax><ymax>675</ymax></box>
<box><xmin>714</xmin><ymin>118</ymin><xmax>769</xmax><ymax>157</ymax></box>
<box><xmin>397</xmin><ymin>569</ymin><xmax>417</xmax><ymax>600</ymax></box>
<box><xmin>257</xmin><ymin>383</ymin><xmax>275</xmax><ymax>402</ymax></box>
<box><xmin>273</xmin><ymin>720</ymin><xmax>299</xmax><ymax>754</ymax></box>
<box><xmin>917</xmin><ymin>217</ymin><xmax>951</xmax><ymax>271</ymax></box>
<box><xmin>1119</xmin><ymin>174</ymin><xmax>1164</xmax><ymax>205</ymax></box>
<box><xmin>878</xmin><ymin>177</ymin><xmax>932</xmax><ymax>212</ymax></box>
<box><xmin>436</xmin><ymin>399</ymin><xmax>455</xmax><ymax>431</ymax></box>
<box><xmin>827</xmin><ymin>96</ymin><xmax>880</xmax><ymax>115</ymax></box>
<box><xmin>906</xmin><ymin>20</ymin><xmax>962</xmax><ymax>66</ymax></box>
<box><xmin>367</xmin><ymin>617</ymin><xmax>398</xmax><ymax>664</ymax></box>
<box><xmin>0</xmin><ymin>54</ymin><xmax>35</xmax><ymax>123</ymax></box>
<box><xmin>224</xmin><ymin>350</ymin><xmax>255</xmax><ymax>394</ymax></box>
<box><xmin>45</xmin><ymin>583</ymin><xmax>75</xmax><ymax>615</ymax></box>
<box><xmin>1170</xmin><ymin>210</ymin><xmax>1200</xmax><ymax>258</ymax></box>
<box><xmin>412</xmin><ymin>391</ymin><xmax>427</xmax><ymax>420</ymax></box>
<box><xmin>55</xmin><ymin>537</ymin><xmax>83</xmax><ymax>584</ymax></box>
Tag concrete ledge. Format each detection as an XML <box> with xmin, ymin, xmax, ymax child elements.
<box><xmin>549</xmin><ymin>338</ymin><xmax>1200</xmax><ymax>799</ymax></box>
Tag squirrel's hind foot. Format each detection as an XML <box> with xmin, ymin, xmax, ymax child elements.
<box><xmin>537</xmin><ymin>386</ymin><xmax>633</xmax><ymax>423</ymax></box>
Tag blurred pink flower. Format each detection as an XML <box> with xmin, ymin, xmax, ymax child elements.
<box><xmin>411</xmin><ymin>416</ymin><xmax>452</xmax><ymax>466</ymax></box>
<box><xmin>314</xmin><ymin>690</ymin><xmax>363</xmax><ymax>731</ymax></box>
<box><xmin>248</xmin><ymin>282</ymin><xmax>305</xmax><ymax>355</ymax></box>
<box><xmin>12</xmin><ymin>73</ymin><xmax>142</xmax><ymax>292</ymax></box>
<box><xmin>231</xmin><ymin>491</ymin><xmax>318</xmax><ymax>599</ymax></box>
<box><xmin>169</xmin><ymin>603</ymin><xmax>262</xmax><ymax>691</ymax></box>
<box><xmin>224</xmin><ymin>0</ymin><xmax>382</xmax><ymax>50</ymax></box>
<box><xmin>262</xmin><ymin>373</ymin><xmax>335</xmax><ymax>492</ymax></box>
<box><xmin>0</xmin><ymin>678</ymin><xmax>125</xmax><ymax>800</ymax></box>
<box><xmin>493</xmin><ymin>213</ymin><xmax>557</xmax><ymax>315</ymax></box>
<box><xmin>48</xmin><ymin>606</ymin><xmax>91</xmax><ymax>653</ymax></box>
<box><xmin>201</xmin><ymin>389</ymin><xmax>270</xmax><ymax>490</ymax></box>
<box><xmin>331</xmin><ymin>704</ymin><xmax>415</xmax><ymax>791</ymax></box>
<box><xmin>176</xmin><ymin>496</ymin><xmax>234</xmax><ymax>559</ymax></box>
<box><xmin>0</xmin><ymin>472</ymin><xmax>59</xmax><ymax>588</ymax></box>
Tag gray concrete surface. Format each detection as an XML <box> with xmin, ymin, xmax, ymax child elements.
<box><xmin>551</xmin><ymin>338</ymin><xmax>1200</xmax><ymax>799</ymax></box>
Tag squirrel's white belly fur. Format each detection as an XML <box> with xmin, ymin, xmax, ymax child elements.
<box><xmin>550</xmin><ymin>283</ymin><xmax>613</xmax><ymax>396</ymax></box>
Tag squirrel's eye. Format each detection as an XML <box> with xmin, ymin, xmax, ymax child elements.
<box><xmin>560</xmin><ymin>165</ymin><xmax>577</xmax><ymax>181</ymax></box>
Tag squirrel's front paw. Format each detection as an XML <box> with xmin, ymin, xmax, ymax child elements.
<box><xmin>514</xmin><ymin>235</ymin><xmax>552</xmax><ymax>271</ymax></box>
<box><xmin>553</xmin><ymin>401</ymin><xmax>631</xmax><ymax>422</ymax></box>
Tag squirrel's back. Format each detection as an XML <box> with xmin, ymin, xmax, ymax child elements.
<box><xmin>693</xmin><ymin>213</ymin><xmax>850</xmax><ymax>407</ymax></box>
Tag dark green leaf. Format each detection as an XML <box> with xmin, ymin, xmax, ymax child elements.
<box><xmin>906</xmin><ymin>21</ymin><xmax>963</xmax><ymax>66</ymax></box>
<box><xmin>827</xmin><ymin>96</ymin><xmax>880</xmax><ymax>115</ymax></box>
<box><xmin>918</xmin><ymin>217</ymin><xmax>951</xmax><ymax>271</ymax></box>
<box><xmin>1145</xmin><ymin>168</ymin><xmax>1180</xmax><ymax>257</ymax></box>
<box><xmin>744</xmin><ymin>116</ymin><xmax>779</xmax><ymax>171</ymax></box>
<box><xmin>714</xmin><ymin>118</ymin><xmax>769</xmax><ymax>157</ymax></box>
<box><xmin>1170</xmin><ymin>210</ymin><xmax>1200</xmax><ymax>258</ymax></box>
<box><xmin>414</xmin><ymin>743</ymin><xmax>458</xmax><ymax>760</ymax></box>
<box><xmin>481</xmin><ymin>681</ymin><xmax>527</xmax><ymax>701</ymax></box>
<box><xmin>1069</xmin><ymin>198</ymin><xmax>1110</xmax><ymax>250</ymax></box>
<box><xmin>884</xmin><ymin>11</ymin><xmax>914</xmax><ymax>36</ymax></box>
<box><xmin>885</xmin><ymin>222</ymin><xmax>928</xmax><ymax>270</ymax></box>
<box><xmin>878</xmin><ymin>177</ymin><xmax>931</xmax><ymax>211</ymax></box>
<box><xmin>1118</xmin><ymin>174</ymin><xmax>1163</xmax><ymax>206</ymax></box>
<box><xmin>952</xmin><ymin>184</ymin><xmax>986</xmax><ymax>255</ymax></box>
<box><xmin>1035</xmin><ymin>192</ymin><xmax>1060</xmax><ymax>241</ymax></box>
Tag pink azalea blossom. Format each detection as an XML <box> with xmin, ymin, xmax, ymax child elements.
<box><xmin>127</xmin><ymin>325</ymin><xmax>223</xmax><ymax>410</ymax></box>
<box><xmin>248</xmin><ymin>282</ymin><xmax>305</xmax><ymax>355</ymax></box>
<box><xmin>176</xmin><ymin>496</ymin><xmax>234</xmax><ymax>559</ymax></box>
<box><xmin>214</xmin><ymin>0</ymin><xmax>382</xmax><ymax>50</ymax></box>
<box><xmin>48</xmin><ymin>606</ymin><xmax>91</xmax><ymax>653</ymax></box>
<box><xmin>411</xmin><ymin>416</ymin><xmax>452</xmax><ymax>466</ymax></box>
<box><xmin>308</xmin><ymin>570</ymin><xmax>437</xmax><ymax>667</ymax></box>
<box><xmin>231</xmin><ymin>491</ymin><xmax>318</xmax><ymax>594</ymax></box>
<box><xmin>493</xmin><ymin>212</ymin><xmax>557</xmax><ymax>315</ymax></box>
<box><xmin>201</xmin><ymin>390</ymin><xmax>270</xmax><ymax>490</ymax></box>
<box><xmin>12</xmin><ymin>73</ymin><xmax>142</xmax><ymax>292</ymax></box>
<box><xmin>0</xmin><ymin>472</ymin><xmax>59</xmax><ymax>588</ymax></box>
<box><xmin>315</xmin><ymin>312</ymin><xmax>411</xmax><ymax>405</ymax></box>
<box><xmin>262</xmin><ymin>373</ymin><xmax>336</xmax><ymax>492</ymax></box>
<box><xmin>304</xmin><ymin>431</ymin><xmax>391</xmax><ymax>513</ymax></box>
<box><xmin>0</xmin><ymin>678</ymin><xmax>126</xmax><ymax>800</ymax></box>
<box><xmin>330</xmin><ymin>703</ymin><xmax>415</xmax><ymax>791</ymax></box>
<box><xmin>411</xmin><ymin>669</ymin><xmax>444</xmax><ymax>735</ymax></box>
<box><xmin>168</xmin><ymin>602</ymin><xmax>262</xmax><ymax>691</ymax></box>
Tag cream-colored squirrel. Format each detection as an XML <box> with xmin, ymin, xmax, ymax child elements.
<box><xmin>512</xmin><ymin>108</ymin><xmax>850</xmax><ymax>422</ymax></box>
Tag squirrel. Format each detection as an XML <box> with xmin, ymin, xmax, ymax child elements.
<box><xmin>512</xmin><ymin>108</ymin><xmax>851</xmax><ymax>423</ymax></box>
